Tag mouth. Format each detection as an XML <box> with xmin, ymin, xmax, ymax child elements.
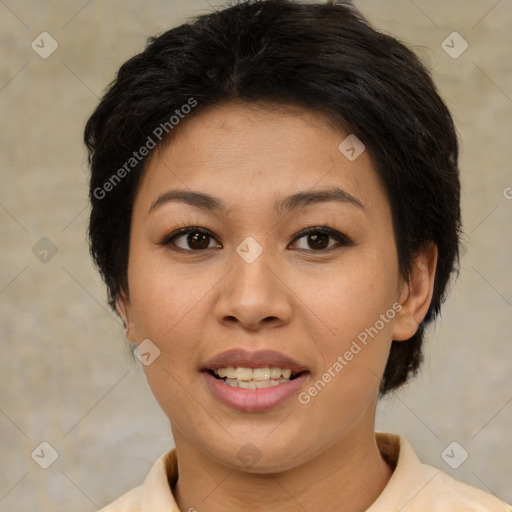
<box><xmin>206</xmin><ymin>366</ymin><xmax>306</xmax><ymax>389</ymax></box>
<box><xmin>200</xmin><ymin>349</ymin><xmax>310</xmax><ymax>412</ymax></box>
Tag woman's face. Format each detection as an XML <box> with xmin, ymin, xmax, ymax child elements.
<box><xmin>119</xmin><ymin>101</ymin><xmax>429</xmax><ymax>472</ymax></box>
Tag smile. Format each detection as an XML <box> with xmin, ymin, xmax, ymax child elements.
<box><xmin>203</xmin><ymin>369</ymin><xmax>309</xmax><ymax>412</ymax></box>
<box><xmin>209</xmin><ymin>366</ymin><xmax>302</xmax><ymax>389</ymax></box>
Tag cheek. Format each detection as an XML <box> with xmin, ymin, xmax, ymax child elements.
<box><xmin>297</xmin><ymin>246</ymin><xmax>399</xmax><ymax>339</ymax></box>
<box><xmin>296</xmin><ymin>245</ymin><xmax>399</xmax><ymax>398</ymax></box>
<box><xmin>294</xmin><ymin>270</ymin><xmax>397</xmax><ymax>443</ymax></box>
<box><xmin>128</xmin><ymin>264</ymin><xmax>211</xmax><ymax>420</ymax></box>
<box><xmin>125</xmin><ymin>253</ymin><xmax>220</xmax><ymax>406</ymax></box>
<box><xmin>127</xmin><ymin>247</ymin><xmax>212</xmax><ymax>339</ymax></box>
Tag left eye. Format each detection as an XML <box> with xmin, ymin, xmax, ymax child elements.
<box><xmin>289</xmin><ymin>227</ymin><xmax>352</xmax><ymax>251</ymax></box>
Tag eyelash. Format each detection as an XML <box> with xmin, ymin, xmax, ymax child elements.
<box><xmin>157</xmin><ymin>224</ymin><xmax>353</xmax><ymax>253</ymax></box>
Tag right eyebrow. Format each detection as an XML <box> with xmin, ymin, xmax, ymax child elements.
<box><xmin>148</xmin><ymin>189</ymin><xmax>224</xmax><ymax>215</ymax></box>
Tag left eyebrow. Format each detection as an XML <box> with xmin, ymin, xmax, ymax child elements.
<box><xmin>275</xmin><ymin>186</ymin><xmax>365</xmax><ymax>215</ymax></box>
<box><xmin>147</xmin><ymin>186</ymin><xmax>365</xmax><ymax>216</ymax></box>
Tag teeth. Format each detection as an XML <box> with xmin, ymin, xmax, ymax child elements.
<box><xmin>224</xmin><ymin>377</ymin><xmax>292</xmax><ymax>388</ymax></box>
<box><xmin>213</xmin><ymin>366</ymin><xmax>296</xmax><ymax>381</ymax></box>
<box><xmin>235</xmin><ymin>367</ymin><xmax>253</xmax><ymax>381</ymax></box>
<box><xmin>270</xmin><ymin>367</ymin><xmax>281</xmax><ymax>379</ymax></box>
<box><xmin>252</xmin><ymin>367</ymin><xmax>270</xmax><ymax>380</ymax></box>
<box><xmin>212</xmin><ymin>366</ymin><xmax>300</xmax><ymax>389</ymax></box>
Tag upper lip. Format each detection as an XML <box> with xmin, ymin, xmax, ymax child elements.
<box><xmin>202</xmin><ymin>349</ymin><xmax>309</xmax><ymax>373</ymax></box>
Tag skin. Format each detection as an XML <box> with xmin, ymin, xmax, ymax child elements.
<box><xmin>118</xmin><ymin>101</ymin><xmax>437</xmax><ymax>512</ymax></box>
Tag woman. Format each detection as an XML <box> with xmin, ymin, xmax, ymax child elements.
<box><xmin>84</xmin><ymin>0</ymin><xmax>510</xmax><ymax>510</ymax></box>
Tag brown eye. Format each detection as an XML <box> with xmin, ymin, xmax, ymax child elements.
<box><xmin>291</xmin><ymin>226</ymin><xmax>353</xmax><ymax>252</ymax></box>
<box><xmin>159</xmin><ymin>227</ymin><xmax>221</xmax><ymax>251</ymax></box>
<box><xmin>305</xmin><ymin>232</ymin><xmax>330</xmax><ymax>250</ymax></box>
<box><xmin>183</xmin><ymin>231</ymin><xmax>211</xmax><ymax>250</ymax></box>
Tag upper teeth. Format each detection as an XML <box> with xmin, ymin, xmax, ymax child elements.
<box><xmin>214</xmin><ymin>367</ymin><xmax>293</xmax><ymax>381</ymax></box>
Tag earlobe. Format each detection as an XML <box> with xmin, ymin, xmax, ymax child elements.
<box><xmin>116</xmin><ymin>292</ymin><xmax>136</xmax><ymax>343</ymax></box>
<box><xmin>392</xmin><ymin>243</ymin><xmax>438</xmax><ymax>341</ymax></box>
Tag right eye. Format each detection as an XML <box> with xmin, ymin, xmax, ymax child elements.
<box><xmin>158</xmin><ymin>226</ymin><xmax>222</xmax><ymax>252</ymax></box>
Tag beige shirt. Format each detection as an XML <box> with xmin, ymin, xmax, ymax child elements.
<box><xmin>100</xmin><ymin>432</ymin><xmax>510</xmax><ymax>511</ymax></box>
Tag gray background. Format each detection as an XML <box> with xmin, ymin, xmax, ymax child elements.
<box><xmin>1</xmin><ymin>0</ymin><xmax>511</xmax><ymax>510</ymax></box>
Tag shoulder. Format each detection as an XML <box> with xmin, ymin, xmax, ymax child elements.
<box><xmin>99</xmin><ymin>485</ymin><xmax>143</xmax><ymax>512</ymax></box>
<box><xmin>424</xmin><ymin>465</ymin><xmax>510</xmax><ymax>511</ymax></box>
<box><xmin>98</xmin><ymin>448</ymin><xmax>180</xmax><ymax>511</ymax></box>
<box><xmin>372</xmin><ymin>433</ymin><xmax>510</xmax><ymax>511</ymax></box>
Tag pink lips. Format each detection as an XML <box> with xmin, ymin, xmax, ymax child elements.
<box><xmin>201</xmin><ymin>348</ymin><xmax>310</xmax><ymax>413</ymax></box>
<box><xmin>203</xmin><ymin>371</ymin><xmax>309</xmax><ymax>412</ymax></box>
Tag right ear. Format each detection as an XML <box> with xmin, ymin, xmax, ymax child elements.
<box><xmin>116</xmin><ymin>291</ymin><xmax>136</xmax><ymax>343</ymax></box>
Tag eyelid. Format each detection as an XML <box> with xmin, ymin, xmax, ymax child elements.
<box><xmin>157</xmin><ymin>225</ymin><xmax>218</xmax><ymax>247</ymax></box>
<box><xmin>289</xmin><ymin>225</ymin><xmax>353</xmax><ymax>250</ymax></box>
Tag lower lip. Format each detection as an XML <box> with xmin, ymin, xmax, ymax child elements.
<box><xmin>202</xmin><ymin>371</ymin><xmax>309</xmax><ymax>412</ymax></box>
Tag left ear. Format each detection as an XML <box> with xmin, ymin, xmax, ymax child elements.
<box><xmin>392</xmin><ymin>242</ymin><xmax>438</xmax><ymax>341</ymax></box>
<box><xmin>116</xmin><ymin>291</ymin><xmax>137</xmax><ymax>344</ymax></box>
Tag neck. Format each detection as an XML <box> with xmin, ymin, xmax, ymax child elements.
<box><xmin>172</xmin><ymin>425</ymin><xmax>393</xmax><ymax>512</ymax></box>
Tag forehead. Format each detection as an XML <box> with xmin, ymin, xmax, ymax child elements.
<box><xmin>135</xmin><ymin>101</ymin><xmax>389</xmax><ymax>220</ymax></box>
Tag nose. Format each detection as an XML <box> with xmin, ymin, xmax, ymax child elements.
<box><xmin>214</xmin><ymin>245</ymin><xmax>293</xmax><ymax>331</ymax></box>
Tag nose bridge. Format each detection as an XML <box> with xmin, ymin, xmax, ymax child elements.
<box><xmin>232</xmin><ymin>234</ymin><xmax>279</xmax><ymax>301</ymax></box>
<box><xmin>216</xmin><ymin>235</ymin><xmax>292</xmax><ymax>328</ymax></box>
<box><xmin>235</xmin><ymin>236</ymin><xmax>274</xmax><ymax>291</ymax></box>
